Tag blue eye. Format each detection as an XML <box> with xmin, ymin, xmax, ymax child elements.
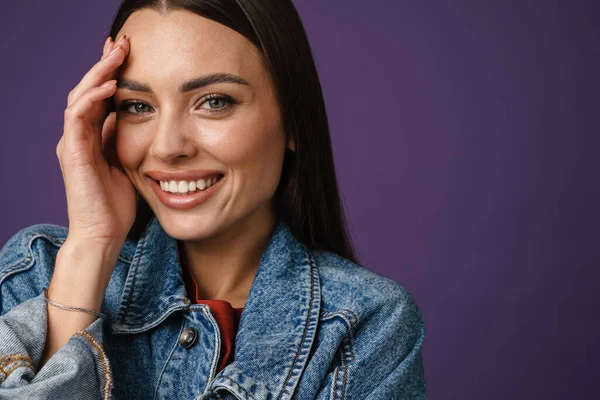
<box><xmin>119</xmin><ymin>101</ymin><xmax>151</xmax><ymax>115</ymax></box>
<box><xmin>198</xmin><ymin>95</ymin><xmax>237</xmax><ymax>113</ymax></box>
<box><xmin>202</xmin><ymin>97</ymin><xmax>227</xmax><ymax>110</ymax></box>
<box><xmin>117</xmin><ymin>94</ymin><xmax>238</xmax><ymax>117</ymax></box>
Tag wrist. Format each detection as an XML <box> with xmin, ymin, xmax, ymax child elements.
<box><xmin>49</xmin><ymin>237</ymin><xmax>123</xmax><ymax>310</ymax></box>
<box><xmin>62</xmin><ymin>234</ymin><xmax>125</xmax><ymax>258</ymax></box>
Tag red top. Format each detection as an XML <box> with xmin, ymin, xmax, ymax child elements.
<box><xmin>181</xmin><ymin>265</ymin><xmax>244</xmax><ymax>374</ymax></box>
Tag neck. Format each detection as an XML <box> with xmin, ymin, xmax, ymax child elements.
<box><xmin>177</xmin><ymin>203</ymin><xmax>277</xmax><ymax>308</ymax></box>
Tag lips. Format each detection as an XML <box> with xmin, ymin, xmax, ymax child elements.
<box><xmin>148</xmin><ymin>173</ymin><xmax>225</xmax><ymax>210</ymax></box>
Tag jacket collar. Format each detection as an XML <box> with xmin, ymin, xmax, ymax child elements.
<box><xmin>110</xmin><ymin>215</ymin><xmax>322</xmax><ymax>400</ymax></box>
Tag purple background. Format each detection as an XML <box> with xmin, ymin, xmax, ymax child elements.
<box><xmin>1</xmin><ymin>1</ymin><xmax>598</xmax><ymax>398</ymax></box>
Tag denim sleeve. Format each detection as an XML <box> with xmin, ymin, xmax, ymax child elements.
<box><xmin>363</xmin><ymin>322</ymin><xmax>427</xmax><ymax>399</ymax></box>
<box><xmin>0</xmin><ymin>292</ymin><xmax>113</xmax><ymax>400</ymax></box>
<box><xmin>346</xmin><ymin>291</ymin><xmax>428</xmax><ymax>400</ymax></box>
<box><xmin>0</xmin><ymin>227</ymin><xmax>113</xmax><ymax>400</ymax></box>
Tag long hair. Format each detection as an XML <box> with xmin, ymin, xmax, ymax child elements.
<box><xmin>110</xmin><ymin>0</ymin><xmax>359</xmax><ymax>264</ymax></box>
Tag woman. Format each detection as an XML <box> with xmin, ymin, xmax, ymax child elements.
<box><xmin>0</xmin><ymin>1</ymin><xmax>427</xmax><ymax>399</ymax></box>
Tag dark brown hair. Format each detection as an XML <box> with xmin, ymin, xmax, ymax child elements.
<box><xmin>110</xmin><ymin>0</ymin><xmax>359</xmax><ymax>264</ymax></box>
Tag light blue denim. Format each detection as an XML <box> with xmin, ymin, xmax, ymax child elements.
<box><xmin>0</xmin><ymin>215</ymin><xmax>427</xmax><ymax>399</ymax></box>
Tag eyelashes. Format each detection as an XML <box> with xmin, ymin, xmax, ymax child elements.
<box><xmin>117</xmin><ymin>94</ymin><xmax>239</xmax><ymax>117</ymax></box>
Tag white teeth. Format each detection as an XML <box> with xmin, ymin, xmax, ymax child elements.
<box><xmin>178</xmin><ymin>181</ymin><xmax>188</xmax><ymax>193</ymax></box>
<box><xmin>159</xmin><ymin>176</ymin><xmax>220</xmax><ymax>194</ymax></box>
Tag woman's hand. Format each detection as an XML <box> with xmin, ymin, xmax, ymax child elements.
<box><xmin>42</xmin><ymin>36</ymin><xmax>136</xmax><ymax>365</ymax></box>
<box><xmin>56</xmin><ymin>34</ymin><xmax>135</xmax><ymax>248</ymax></box>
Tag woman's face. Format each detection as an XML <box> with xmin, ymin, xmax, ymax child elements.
<box><xmin>114</xmin><ymin>9</ymin><xmax>292</xmax><ymax>241</ymax></box>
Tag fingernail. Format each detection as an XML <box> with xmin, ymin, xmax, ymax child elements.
<box><xmin>116</xmin><ymin>34</ymin><xmax>127</xmax><ymax>46</ymax></box>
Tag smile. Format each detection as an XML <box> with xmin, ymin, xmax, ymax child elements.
<box><xmin>148</xmin><ymin>174</ymin><xmax>225</xmax><ymax>210</ymax></box>
<box><xmin>159</xmin><ymin>175</ymin><xmax>223</xmax><ymax>195</ymax></box>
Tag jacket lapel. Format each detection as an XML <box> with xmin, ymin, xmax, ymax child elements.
<box><xmin>209</xmin><ymin>217</ymin><xmax>322</xmax><ymax>400</ymax></box>
<box><xmin>110</xmin><ymin>215</ymin><xmax>322</xmax><ymax>399</ymax></box>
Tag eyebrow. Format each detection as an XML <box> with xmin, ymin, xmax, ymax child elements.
<box><xmin>116</xmin><ymin>73</ymin><xmax>250</xmax><ymax>93</ymax></box>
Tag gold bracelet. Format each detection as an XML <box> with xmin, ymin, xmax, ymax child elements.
<box><xmin>42</xmin><ymin>288</ymin><xmax>107</xmax><ymax>320</ymax></box>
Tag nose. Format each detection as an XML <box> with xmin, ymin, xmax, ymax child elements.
<box><xmin>148</xmin><ymin>113</ymin><xmax>198</xmax><ymax>163</ymax></box>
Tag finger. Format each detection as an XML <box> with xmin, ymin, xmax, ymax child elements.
<box><xmin>101</xmin><ymin>36</ymin><xmax>111</xmax><ymax>59</ymax></box>
<box><xmin>101</xmin><ymin>112</ymin><xmax>124</xmax><ymax>172</ymax></box>
<box><xmin>102</xmin><ymin>36</ymin><xmax>118</xmax><ymax>61</ymax></box>
<box><xmin>68</xmin><ymin>35</ymin><xmax>129</xmax><ymax>107</ymax></box>
<box><xmin>69</xmin><ymin>35</ymin><xmax>127</xmax><ymax>105</ymax></box>
<box><xmin>63</xmin><ymin>80</ymin><xmax>117</xmax><ymax>149</ymax></box>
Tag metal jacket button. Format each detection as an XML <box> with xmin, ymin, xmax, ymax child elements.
<box><xmin>179</xmin><ymin>327</ymin><xmax>198</xmax><ymax>349</ymax></box>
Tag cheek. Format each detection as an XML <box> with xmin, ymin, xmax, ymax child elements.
<box><xmin>217</xmin><ymin>112</ymin><xmax>285</xmax><ymax>190</ymax></box>
<box><xmin>115</xmin><ymin>123</ymin><xmax>146</xmax><ymax>169</ymax></box>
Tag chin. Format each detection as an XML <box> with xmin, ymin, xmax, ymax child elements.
<box><xmin>152</xmin><ymin>208</ymin><xmax>222</xmax><ymax>241</ymax></box>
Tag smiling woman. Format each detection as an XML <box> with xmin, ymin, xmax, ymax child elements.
<box><xmin>0</xmin><ymin>1</ymin><xmax>427</xmax><ymax>399</ymax></box>
<box><xmin>112</xmin><ymin>8</ymin><xmax>291</xmax><ymax>250</ymax></box>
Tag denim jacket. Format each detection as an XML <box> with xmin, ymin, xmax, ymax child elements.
<box><xmin>0</xmin><ymin>215</ymin><xmax>427</xmax><ymax>400</ymax></box>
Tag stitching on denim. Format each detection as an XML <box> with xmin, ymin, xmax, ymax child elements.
<box><xmin>320</xmin><ymin>309</ymin><xmax>359</xmax><ymax>327</ymax></box>
<box><xmin>338</xmin><ymin>312</ymin><xmax>357</xmax><ymax>363</ymax></box>
<box><xmin>341</xmin><ymin>367</ymin><xmax>347</xmax><ymax>399</ymax></box>
<box><xmin>0</xmin><ymin>232</ymin><xmax>66</xmax><ymax>285</ymax></box>
<box><xmin>73</xmin><ymin>330</ymin><xmax>113</xmax><ymax>400</ymax></box>
<box><xmin>331</xmin><ymin>364</ymin><xmax>340</xmax><ymax>400</ymax></box>
<box><xmin>112</xmin><ymin>299</ymin><xmax>188</xmax><ymax>332</ymax></box>
<box><xmin>346</xmin><ymin>333</ymin><xmax>355</xmax><ymax>363</ymax></box>
<box><xmin>24</xmin><ymin>232</ymin><xmax>67</xmax><ymax>255</ymax></box>
<box><xmin>320</xmin><ymin>311</ymin><xmax>355</xmax><ymax>330</ymax></box>
<box><xmin>329</xmin><ymin>337</ymin><xmax>352</xmax><ymax>400</ymax></box>
<box><xmin>153</xmin><ymin>317</ymin><xmax>186</xmax><ymax>400</ymax></box>
<box><xmin>319</xmin><ymin>310</ymin><xmax>358</xmax><ymax>363</ymax></box>
<box><xmin>117</xmin><ymin>228</ymin><xmax>148</xmax><ymax>321</ymax></box>
<box><xmin>340</xmin><ymin>309</ymin><xmax>359</xmax><ymax>326</ymax></box>
<box><xmin>0</xmin><ymin>257</ymin><xmax>32</xmax><ymax>285</ymax></box>
<box><xmin>202</xmin><ymin>307</ymin><xmax>222</xmax><ymax>393</ymax></box>
<box><xmin>217</xmin><ymin>376</ymin><xmax>259</xmax><ymax>400</ymax></box>
<box><xmin>113</xmin><ymin>299</ymin><xmax>190</xmax><ymax>332</ymax></box>
<box><xmin>341</xmin><ymin>363</ymin><xmax>347</xmax><ymax>399</ymax></box>
<box><xmin>340</xmin><ymin>336</ymin><xmax>352</xmax><ymax>399</ymax></box>
<box><xmin>276</xmin><ymin>248</ymin><xmax>318</xmax><ymax>400</ymax></box>
<box><xmin>0</xmin><ymin>354</ymin><xmax>34</xmax><ymax>383</ymax></box>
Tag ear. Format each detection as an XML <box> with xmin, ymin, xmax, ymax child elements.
<box><xmin>287</xmin><ymin>135</ymin><xmax>295</xmax><ymax>152</ymax></box>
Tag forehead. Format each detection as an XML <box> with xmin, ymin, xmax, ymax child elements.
<box><xmin>117</xmin><ymin>9</ymin><xmax>262</xmax><ymax>81</ymax></box>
